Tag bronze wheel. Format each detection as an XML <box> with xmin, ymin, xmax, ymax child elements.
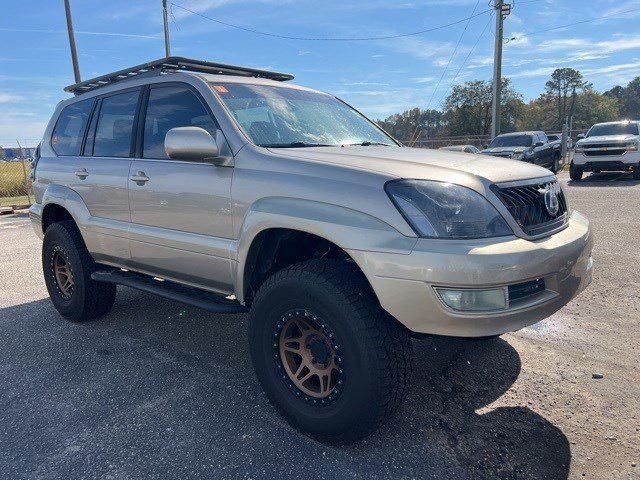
<box><xmin>52</xmin><ymin>248</ymin><xmax>74</xmax><ymax>298</ymax></box>
<box><xmin>43</xmin><ymin>221</ymin><xmax>116</xmax><ymax>322</ymax></box>
<box><xmin>275</xmin><ymin>310</ymin><xmax>344</xmax><ymax>404</ymax></box>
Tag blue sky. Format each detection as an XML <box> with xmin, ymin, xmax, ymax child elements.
<box><xmin>1</xmin><ymin>0</ymin><xmax>639</xmax><ymax>147</ymax></box>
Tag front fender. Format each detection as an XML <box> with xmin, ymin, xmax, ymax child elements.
<box><xmin>233</xmin><ymin>197</ymin><xmax>417</xmax><ymax>303</ymax></box>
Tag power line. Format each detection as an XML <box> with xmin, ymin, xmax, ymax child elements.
<box><xmin>169</xmin><ymin>2</ymin><xmax>492</xmax><ymax>41</ymax></box>
<box><xmin>505</xmin><ymin>6</ymin><xmax>640</xmax><ymax>44</ymax></box>
<box><xmin>437</xmin><ymin>12</ymin><xmax>494</xmax><ymax>106</ymax></box>
<box><xmin>407</xmin><ymin>0</ymin><xmax>481</xmax><ymax>145</ymax></box>
<box><xmin>425</xmin><ymin>0</ymin><xmax>481</xmax><ymax>110</ymax></box>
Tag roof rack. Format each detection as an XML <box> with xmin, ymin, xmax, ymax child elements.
<box><xmin>64</xmin><ymin>56</ymin><xmax>294</xmax><ymax>95</ymax></box>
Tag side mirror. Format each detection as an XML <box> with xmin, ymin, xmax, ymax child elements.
<box><xmin>165</xmin><ymin>127</ymin><xmax>232</xmax><ymax>166</ymax></box>
<box><xmin>534</xmin><ymin>141</ymin><xmax>544</xmax><ymax>147</ymax></box>
<box><xmin>482</xmin><ymin>144</ymin><xmax>488</xmax><ymax>149</ymax></box>
<box><xmin>577</xmin><ymin>133</ymin><xmax>585</xmax><ymax>139</ymax></box>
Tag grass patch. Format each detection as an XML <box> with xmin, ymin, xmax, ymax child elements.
<box><xmin>0</xmin><ymin>195</ymin><xmax>31</xmax><ymax>207</ymax></box>
<box><xmin>0</xmin><ymin>162</ymin><xmax>32</xmax><ymax>203</ymax></box>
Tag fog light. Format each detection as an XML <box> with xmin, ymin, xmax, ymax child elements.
<box><xmin>435</xmin><ymin>287</ymin><xmax>508</xmax><ymax>312</ymax></box>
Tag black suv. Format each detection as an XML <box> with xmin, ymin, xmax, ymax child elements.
<box><xmin>480</xmin><ymin>131</ymin><xmax>561</xmax><ymax>173</ymax></box>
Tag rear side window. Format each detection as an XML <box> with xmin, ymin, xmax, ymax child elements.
<box><xmin>93</xmin><ymin>90</ymin><xmax>139</xmax><ymax>158</ymax></box>
<box><xmin>142</xmin><ymin>85</ymin><xmax>218</xmax><ymax>159</ymax></box>
<box><xmin>51</xmin><ymin>99</ymin><xmax>93</xmax><ymax>156</ymax></box>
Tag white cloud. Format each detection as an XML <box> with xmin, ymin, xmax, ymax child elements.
<box><xmin>0</xmin><ymin>27</ymin><xmax>159</xmax><ymax>39</ymax></box>
<box><xmin>412</xmin><ymin>77</ymin><xmax>435</xmax><ymax>83</ymax></box>
<box><xmin>0</xmin><ymin>93</ymin><xmax>25</xmax><ymax>104</ymax></box>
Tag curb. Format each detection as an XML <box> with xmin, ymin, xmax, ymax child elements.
<box><xmin>0</xmin><ymin>204</ymin><xmax>31</xmax><ymax>215</ymax></box>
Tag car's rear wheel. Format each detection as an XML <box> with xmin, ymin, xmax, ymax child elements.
<box><xmin>43</xmin><ymin>220</ymin><xmax>116</xmax><ymax>322</ymax></box>
<box><xmin>569</xmin><ymin>162</ymin><xmax>583</xmax><ymax>181</ymax></box>
<box><xmin>249</xmin><ymin>259</ymin><xmax>412</xmax><ymax>443</ymax></box>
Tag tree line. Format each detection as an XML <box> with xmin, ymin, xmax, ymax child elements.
<box><xmin>376</xmin><ymin>68</ymin><xmax>640</xmax><ymax>142</ymax></box>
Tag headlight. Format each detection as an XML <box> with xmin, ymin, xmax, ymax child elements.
<box><xmin>385</xmin><ymin>179</ymin><xmax>513</xmax><ymax>239</ymax></box>
<box><xmin>627</xmin><ymin>143</ymin><xmax>638</xmax><ymax>151</ymax></box>
<box><xmin>574</xmin><ymin>145</ymin><xmax>584</xmax><ymax>153</ymax></box>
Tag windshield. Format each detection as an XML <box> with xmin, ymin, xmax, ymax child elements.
<box><xmin>489</xmin><ymin>134</ymin><xmax>533</xmax><ymax>148</ymax></box>
<box><xmin>210</xmin><ymin>82</ymin><xmax>395</xmax><ymax>147</ymax></box>
<box><xmin>587</xmin><ymin>123</ymin><xmax>639</xmax><ymax>137</ymax></box>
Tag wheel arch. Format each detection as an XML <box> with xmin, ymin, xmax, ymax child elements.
<box><xmin>234</xmin><ymin>197</ymin><xmax>416</xmax><ymax>305</ymax></box>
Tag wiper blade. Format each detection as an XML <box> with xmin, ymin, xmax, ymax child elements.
<box><xmin>342</xmin><ymin>141</ymin><xmax>392</xmax><ymax>147</ymax></box>
<box><xmin>261</xmin><ymin>142</ymin><xmax>333</xmax><ymax>148</ymax></box>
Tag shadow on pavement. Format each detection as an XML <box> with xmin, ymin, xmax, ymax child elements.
<box><xmin>0</xmin><ymin>290</ymin><xmax>570</xmax><ymax>479</ymax></box>
<box><xmin>567</xmin><ymin>171</ymin><xmax>640</xmax><ymax>187</ymax></box>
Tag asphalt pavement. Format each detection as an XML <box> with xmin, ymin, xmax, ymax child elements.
<box><xmin>0</xmin><ymin>171</ymin><xmax>638</xmax><ymax>480</ymax></box>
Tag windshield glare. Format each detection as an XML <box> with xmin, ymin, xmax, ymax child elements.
<box><xmin>489</xmin><ymin>134</ymin><xmax>532</xmax><ymax>148</ymax></box>
<box><xmin>587</xmin><ymin>123</ymin><xmax>639</xmax><ymax>137</ymax></box>
<box><xmin>210</xmin><ymin>82</ymin><xmax>395</xmax><ymax>147</ymax></box>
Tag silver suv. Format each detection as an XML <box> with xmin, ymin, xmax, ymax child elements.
<box><xmin>30</xmin><ymin>58</ymin><xmax>593</xmax><ymax>443</ymax></box>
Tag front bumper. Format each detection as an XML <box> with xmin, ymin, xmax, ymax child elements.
<box><xmin>348</xmin><ymin>211</ymin><xmax>593</xmax><ymax>337</ymax></box>
<box><xmin>29</xmin><ymin>203</ymin><xmax>44</xmax><ymax>239</ymax></box>
<box><xmin>573</xmin><ymin>150</ymin><xmax>639</xmax><ymax>168</ymax></box>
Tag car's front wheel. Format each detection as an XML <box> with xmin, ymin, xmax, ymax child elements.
<box><xmin>43</xmin><ymin>220</ymin><xmax>116</xmax><ymax>322</ymax></box>
<box><xmin>249</xmin><ymin>259</ymin><xmax>412</xmax><ymax>443</ymax></box>
<box><xmin>569</xmin><ymin>162</ymin><xmax>583</xmax><ymax>181</ymax></box>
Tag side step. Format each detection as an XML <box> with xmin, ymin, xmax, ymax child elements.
<box><xmin>91</xmin><ymin>269</ymin><xmax>248</xmax><ymax>314</ymax></box>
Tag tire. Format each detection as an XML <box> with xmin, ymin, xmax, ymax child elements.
<box><xmin>42</xmin><ymin>220</ymin><xmax>116</xmax><ymax>322</ymax></box>
<box><xmin>569</xmin><ymin>162</ymin><xmax>583</xmax><ymax>181</ymax></box>
<box><xmin>633</xmin><ymin>165</ymin><xmax>640</xmax><ymax>180</ymax></box>
<box><xmin>249</xmin><ymin>259</ymin><xmax>412</xmax><ymax>443</ymax></box>
<box><xmin>551</xmin><ymin>155</ymin><xmax>560</xmax><ymax>174</ymax></box>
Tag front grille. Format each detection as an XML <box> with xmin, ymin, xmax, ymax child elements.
<box><xmin>582</xmin><ymin>143</ymin><xmax>626</xmax><ymax>149</ymax></box>
<box><xmin>491</xmin><ymin>180</ymin><xmax>568</xmax><ymax>237</ymax></box>
<box><xmin>584</xmin><ymin>149</ymin><xmax>626</xmax><ymax>156</ymax></box>
<box><xmin>508</xmin><ymin>278</ymin><xmax>545</xmax><ymax>303</ymax></box>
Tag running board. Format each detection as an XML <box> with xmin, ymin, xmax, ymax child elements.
<box><xmin>91</xmin><ymin>270</ymin><xmax>248</xmax><ymax>314</ymax></box>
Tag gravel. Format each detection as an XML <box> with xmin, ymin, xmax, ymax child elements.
<box><xmin>0</xmin><ymin>170</ymin><xmax>638</xmax><ymax>480</ymax></box>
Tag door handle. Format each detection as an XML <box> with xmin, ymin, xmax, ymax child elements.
<box><xmin>130</xmin><ymin>171</ymin><xmax>149</xmax><ymax>186</ymax></box>
<box><xmin>74</xmin><ymin>168</ymin><xmax>89</xmax><ymax>179</ymax></box>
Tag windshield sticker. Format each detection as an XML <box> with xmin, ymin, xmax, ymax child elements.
<box><xmin>213</xmin><ymin>85</ymin><xmax>228</xmax><ymax>93</ymax></box>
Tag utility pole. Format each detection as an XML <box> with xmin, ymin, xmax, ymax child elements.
<box><xmin>63</xmin><ymin>0</ymin><xmax>81</xmax><ymax>84</ymax></box>
<box><xmin>162</xmin><ymin>0</ymin><xmax>171</xmax><ymax>57</ymax></box>
<box><xmin>491</xmin><ymin>1</ymin><xmax>509</xmax><ymax>139</ymax></box>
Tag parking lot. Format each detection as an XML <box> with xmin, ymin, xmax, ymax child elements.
<box><xmin>0</xmin><ymin>171</ymin><xmax>638</xmax><ymax>480</ymax></box>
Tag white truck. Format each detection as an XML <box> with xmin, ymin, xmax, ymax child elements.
<box><xmin>571</xmin><ymin>121</ymin><xmax>640</xmax><ymax>181</ymax></box>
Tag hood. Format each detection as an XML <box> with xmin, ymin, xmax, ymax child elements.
<box><xmin>268</xmin><ymin>145</ymin><xmax>551</xmax><ymax>183</ymax></box>
<box><xmin>578</xmin><ymin>134</ymin><xmax>638</xmax><ymax>145</ymax></box>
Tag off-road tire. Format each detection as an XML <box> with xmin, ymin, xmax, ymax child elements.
<box><xmin>249</xmin><ymin>259</ymin><xmax>412</xmax><ymax>443</ymax></box>
<box><xmin>42</xmin><ymin>220</ymin><xmax>116</xmax><ymax>322</ymax></box>
<box><xmin>569</xmin><ymin>162</ymin><xmax>583</xmax><ymax>181</ymax></box>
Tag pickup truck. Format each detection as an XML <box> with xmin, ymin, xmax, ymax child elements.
<box><xmin>480</xmin><ymin>131</ymin><xmax>561</xmax><ymax>173</ymax></box>
<box><xmin>571</xmin><ymin>121</ymin><xmax>640</xmax><ymax>181</ymax></box>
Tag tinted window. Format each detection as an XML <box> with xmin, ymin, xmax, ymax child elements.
<box><xmin>143</xmin><ymin>86</ymin><xmax>217</xmax><ymax>159</ymax></box>
<box><xmin>51</xmin><ymin>99</ymin><xmax>93</xmax><ymax>156</ymax></box>
<box><xmin>587</xmin><ymin>122</ymin><xmax>639</xmax><ymax>137</ymax></box>
<box><xmin>489</xmin><ymin>134</ymin><xmax>533</xmax><ymax>148</ymax></box>
<box><xmin>93</xmin><ymin>90</ymin><xmax>139</xmax><ymax>158</ymax></box>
